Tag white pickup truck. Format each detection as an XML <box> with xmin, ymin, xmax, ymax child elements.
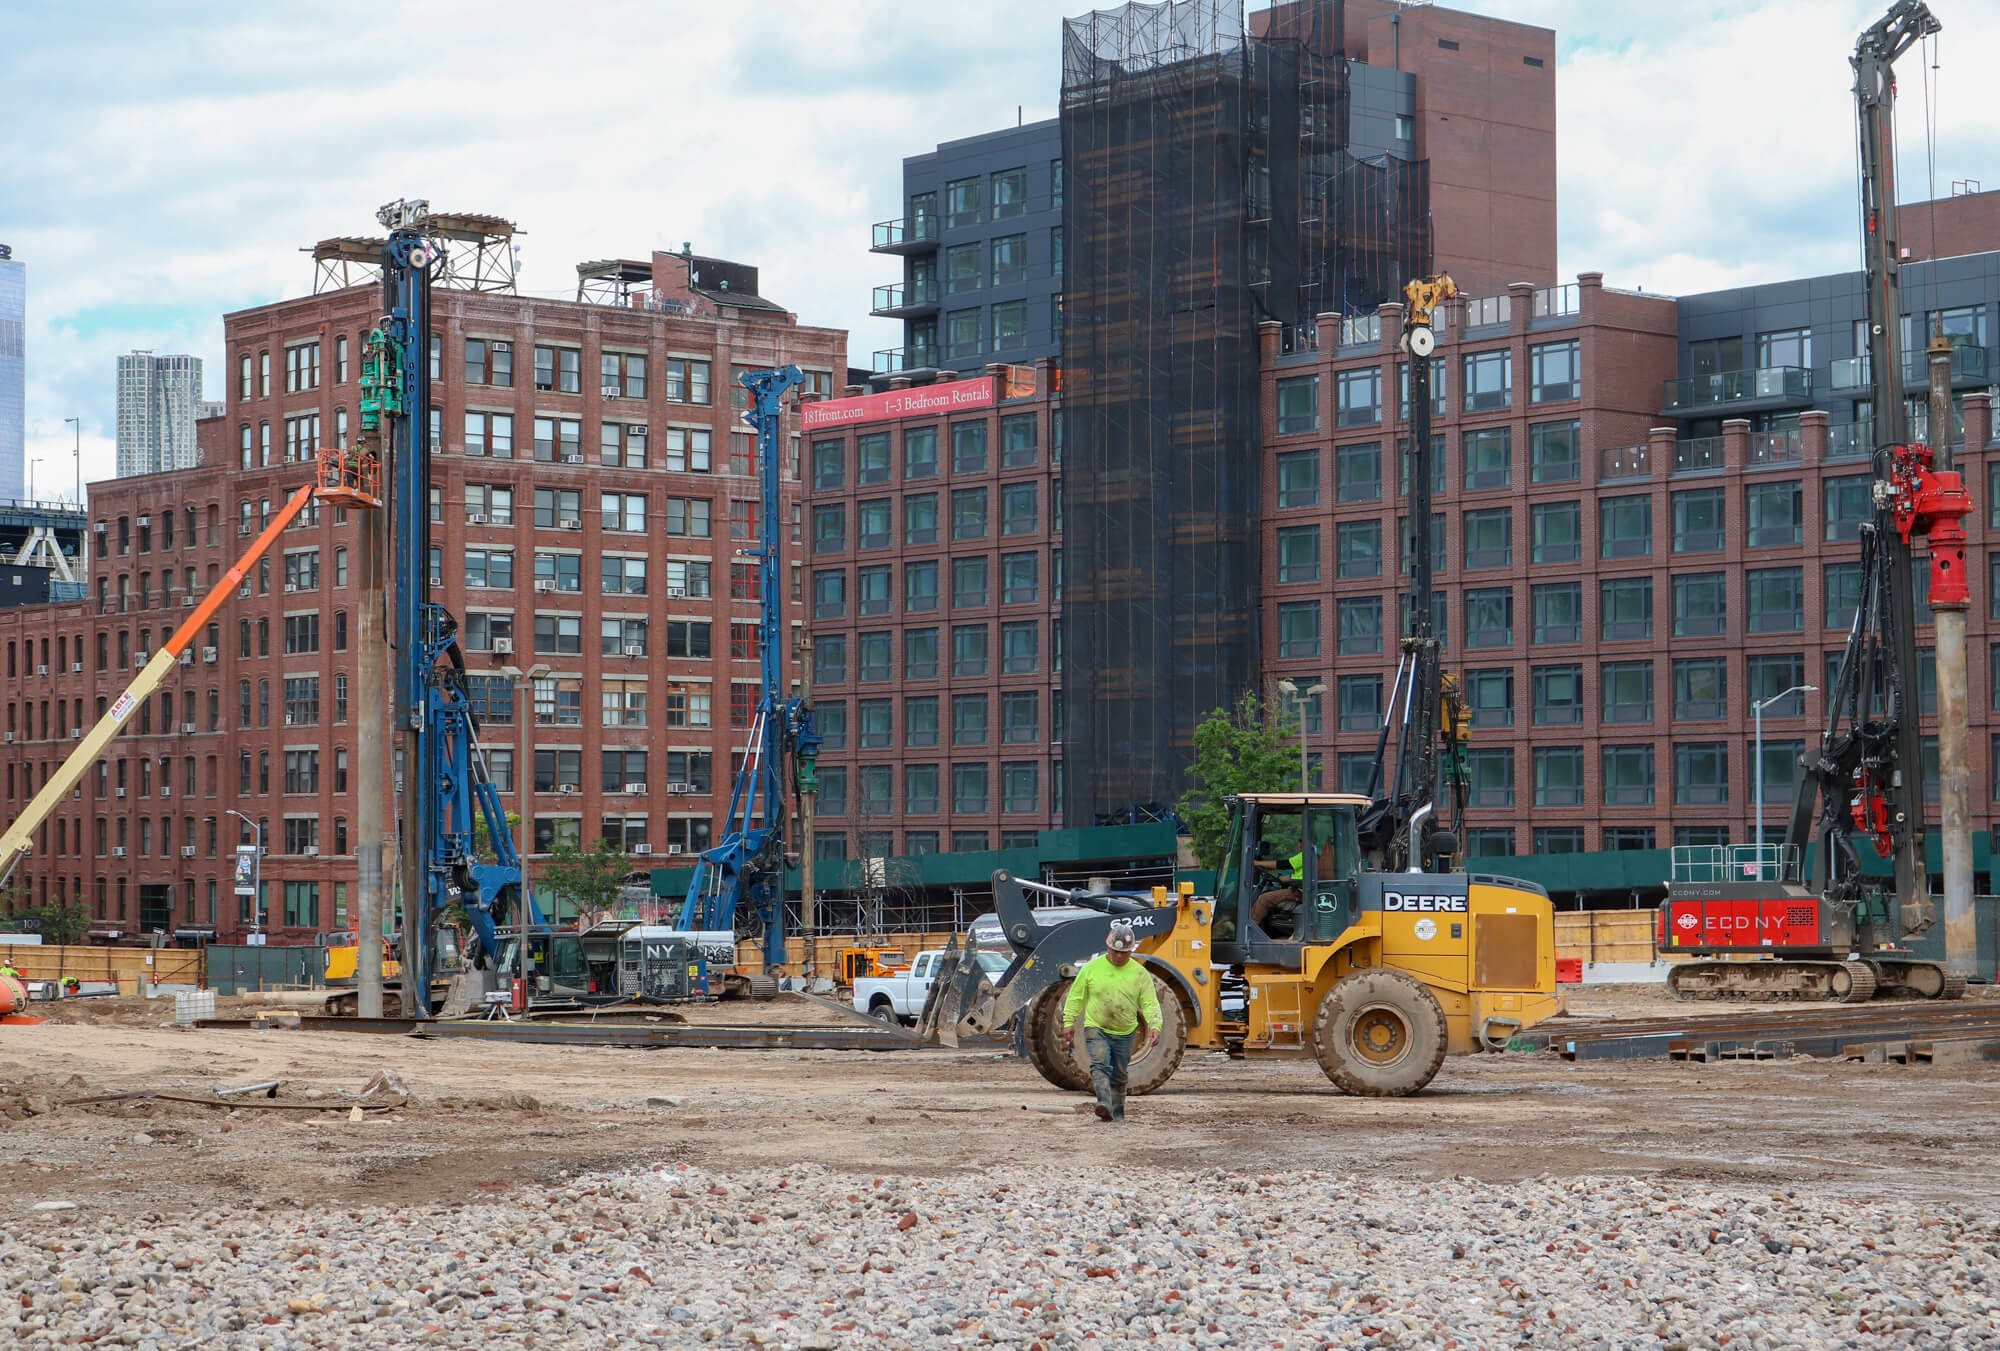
<box><xmin>853</xmin><ymin>947</ymin><xmax>1009</xmax><ymax>1025</ymax></box>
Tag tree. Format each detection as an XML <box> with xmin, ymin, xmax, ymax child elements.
<box><xmin>472</xmin><ymin>810</ymin><xmax>521</xmax><ymax>861</ymax></box>
<box><xmin>1176</xmin><ymin>694</ymin><xmax>1308</xmax><ymax>869</ymax></box>
<box><xmin>5</xmin><ymin>898</ymin><xmax>92</xmax><ymax>946</ymax></box>
<box><xmin>536</xmin><ymin>839</ymin><xmax>630</xmax><ymax>930</ymax></box>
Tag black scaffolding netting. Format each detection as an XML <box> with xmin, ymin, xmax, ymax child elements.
<box><xmin>1060</xmin><ymin>0</ymin><xmax>1430</xmax><ymax>825</ymax></box>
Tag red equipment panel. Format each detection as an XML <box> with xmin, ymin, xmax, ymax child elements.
<box><xmin>1661</xmin><ymin>894</ymin><xmax>1824</xmax><ymax>952</ymax></box>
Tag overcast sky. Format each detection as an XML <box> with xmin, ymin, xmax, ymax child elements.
<box><xmin>3</xmin><ymin>0</ymin><xmax>1995</xmax><ymax>500</ymax></box>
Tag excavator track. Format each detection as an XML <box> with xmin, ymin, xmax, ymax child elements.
<box><xmin>1668</xmin><ymin>959</ymin><xmax>1879</xmax><ymax>1003</ymax></box>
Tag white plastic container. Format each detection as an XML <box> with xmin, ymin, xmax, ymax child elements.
<box><xmin>173</xmin><ymin>989</ymin><xmax>216</xmax><ymax>1025</ymax></box>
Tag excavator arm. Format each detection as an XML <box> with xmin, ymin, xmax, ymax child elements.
<box><xmin>0</xmin><ymin>479</ymin><xmax>324</xmax><ymax>886</ymax></box>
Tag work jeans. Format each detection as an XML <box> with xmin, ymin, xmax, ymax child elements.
<box><xmin>1083</xmin><ymin>1027</ymin><xmax>1134</xmax><ymax>1119</ymax></box>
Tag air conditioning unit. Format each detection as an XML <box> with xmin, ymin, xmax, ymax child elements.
<box><xmin>467</xmin><ymin>513</ymin><xmax>488</xmax><ymax>525</ymax></box>
<box><xmin>629</xmin><ymin>426</ymin><xmax>646</xmax><ymax>440</ymax></box>
<box><xmin>181</xmin><ymin>596</ymin><xmax>195</xmax><ymax>608</ymax></box>
<box><xmin>492</xmin><ymin>637</ymin><xmax>514</xmax><ymax>655</ymax></box>
<box><xmin>534</xmin><ymin>580</ymin><xmax>556</xmax><ymax>593</ymax></box>
<box><xmin>179</xmin><ymin>652</ymin><xmax>194</xmax><ymax>667</ymax></box>
<box><xmin>632</xmin><ymin>843</ymin><xmax>653</xmax><ymax>855</ymax></box>
<box><xmin>302</xmin><ymin>846</ymin><xmax>318</xmax><ymax>856</ymax></box>
<box><xmin>181</xmin><ymin>845</ymin><xmax>196</xmax><ymax>858</ymax></box>
<box><xmin>70</xmin><ymin>728</ymin><xmax>82</xmax><ymax>739</ymax></box>
<box><xmin>182</xmin><ymin>722</ymin><xmax>196</xmax><ymax>734</ymax></box>
<box><xmin>111</xmin><ymin>846</ymin><xmax>126</xmax><ymax>858</ymax></box>
<box><xmin>35</xmin><ymin>664</ymin><xmax>46</xmax><ymax>675</ymax></box>
<box><xmin>557</xmin><ymin>784</ymin><xmax>578</xmax><ymax>796</ymax></box>
<box><xmin>563</xmin><ymin>455</ymin><xmax>584</xmax><ymax>465</ymax></box>
<box><xmin>202</xmin><ymin>647</ymin><xmax>218</xmax><ymax>663</ymax></box>
<box><xmin>137</xmin><ymin>515</ymin><xmax>150</xmax><ymax>527</ymax></box>
<box><xmin>283</xmin><ymin>583</ymin><xmax>298</xmax><ymax>594</ymax></box>
<box><xmin>239</xmin><ymin>524</ymin><xmax>252</xmax><ymax>537</ymax></box>
<box><xmin>668</xmin><ymin>781</ymin><xmax>695</xmax><ymax>795</ymax></box>
<box><xmin>135</xmin><ymin>651</ymin><xmax>150</xmax><ymax>663</ymax></box>
<box><xmin>665</xmin><ymin>844</ymin><xmax>683</xmax><ymax>856</ymax></box>
<box><xmin>3</xmin><ymin>732</ymin><xmax>13</xmax><ymax>743</ymax></box>
<box><xmin>239</xmin><ymin>585</ymin><xmax>251</xmax><ymax>598</ymax></box>
<box><xmin>602</xmin><ymin>384</ymin><xmax>622</xmax><ymax>399</ymax></box>
<box><xmin>623</xmin><ymin>782</ymin><xmax>648</xmax><ymax>795</ymax></box>
<box><xmin>623</xmin><ymin>644</ymin><xmax>645</xmax><ymax>658</ymax></box>
<box><xmin>283</xmin><ymin>715</ymin><xmax>295</xmax><ymax>726</ymax></box>
<box><xmin>559</xmin><ymin>518</ymin><xmax>582</xmax><ymax>530</ymax></box>
<box><xmin>70</xmin><ymin>662</ymin><xmax>82</xmax><ymax>673</ymax></box>
<box><xmin>94</xmin><ymin>521</ymin><xmax>107</xmax><ymax>533</ymax></box>
<box><xmin>115</xmin><ymin>787</ymin><xmax>126</xmax><ymax>798</ymax></box>
<box><xmin>667</xmin><ymin>587</ymin><xmax>686</xmax><ymax>599</ymax></box>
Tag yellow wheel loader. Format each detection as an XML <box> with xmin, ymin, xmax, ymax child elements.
<box><xmin>920</xmin><ymin>792</ymin><xmax>1561</xmax><ymax>1097</ymax></box>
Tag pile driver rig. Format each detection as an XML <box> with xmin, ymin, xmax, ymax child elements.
<box><xmin>1660</xmin><ymin>1</ymin><xmax>1970</xmax><ymax>1002</ymax></box>
<box><xmin>677</xmin><ymin>366</ymin><xmax>820</xmax><ymax>966</ymax></box>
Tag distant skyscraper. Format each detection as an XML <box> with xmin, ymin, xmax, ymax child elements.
<box><xmin>0</xmin><ymin>245</ymin><xmax>23</xmax><ymax>501</ymax></box>
<box><xmin>115</xmin><ymin>351</ymin><xmax>204</xmax><ymax>477</ymax></box>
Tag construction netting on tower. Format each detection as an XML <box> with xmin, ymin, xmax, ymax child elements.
<box><xmin>1060</xmin><ymin>0</ymin><xmax>1430</xmax><ymax>826</ymax></box>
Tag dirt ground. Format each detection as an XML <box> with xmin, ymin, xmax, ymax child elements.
<box><xmin>6</xmin><ymin>986</ymin><xmax>2000</xmax><ymax>1216</ymax></box>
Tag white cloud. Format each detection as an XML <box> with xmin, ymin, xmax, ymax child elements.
<box><xmin>7</xmin><ymin>0</ymin><xmax>1997</xmax><ymax>497</ymax></box>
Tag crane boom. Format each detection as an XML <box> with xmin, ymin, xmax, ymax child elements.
<box><xmin>0</xmin><ymin>479</ymin><xmax>322</xmax><ymax>886</ymax></box>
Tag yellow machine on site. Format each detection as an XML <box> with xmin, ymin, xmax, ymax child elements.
<box><xmin>922</xmin><ymin>792</ymin><xmax>1559</xmax><ymax>1098</ymax></box>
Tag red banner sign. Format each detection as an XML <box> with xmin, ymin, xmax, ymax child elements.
<box><xmin>801</xmin><ymin>379</ymin><xmax>995</xmax><ymax>432</ymax></box>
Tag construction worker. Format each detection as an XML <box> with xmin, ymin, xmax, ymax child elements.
<box><xmin>1063</xmin><ymin>920</ymin><xmax>1161</xmax><ymax>1124</ymax></box>
<box><xmin>0</xmin><ymin>960</ymin><xmax>20</xmax><ymax>981</ymax></box>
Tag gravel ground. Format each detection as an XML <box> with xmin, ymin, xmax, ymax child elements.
<box><xmin>6</xmin><ymin>1163</ymin><xmax>1999</xmax><ymax>1349</ymax></box>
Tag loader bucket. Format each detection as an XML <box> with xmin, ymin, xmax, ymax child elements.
<box><xmin>915</xmin><ymin>934</ymin><xmax>992</xmax><ymax>1047</ymax></box>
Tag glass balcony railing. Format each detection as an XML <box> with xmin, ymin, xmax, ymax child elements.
<box><xmin>1829</xmin><ymin>355</ymin><xmax>1870</xmax><ymax>391</ymax></box>
<box><xmin>1747</xmin><ymin>428</ymin><xmax>1802</xmax><ymax>466</ymax></box>
<box><xmin>1825</xmin><ymin>422</ymin><xmax>1872</xmax><ymax>461</ymax></box>
<box><xmin>1338</xmin><ymin>314</ymin><xmax>1380</xmax><ymax>347</ymax></box>
<box><xmin>869</xmin><ymin>279</ymin><xmax>938</xmax><ymax>314</ymax></box>
<box><xmin>870</xmin><ymin>216</ymin><xmax>940</xmax><ymax>251</ymax></box>
<box><xmin>872</xmin><ymin>346</ymin><xmax>940</xmax><ymax>374</ymax></box>
<box><xmin>1599</xmin><ymin>443</ymin><xmax>1652</xmax><ymax>480</ymax></box>
<box><xmin>1673</xmin><ymin>436</ymin><xmax>1723</xmax><ymax>475</ymax></box>
<box><xmin>1530</xmin><ymin>283</ymin><xmax>1579</xmax><ymax>318</ymax></box>
<box><xmin>1661</xmin><ymin>365</ymin><xmax>1812</xmax><ymax>411</ymax></box>
<box><xmin>1903</xmin><ymin>344</ymin><xmax>1989</xmax><ymax>386</ymax></box>
<box><xmin>1462</xmin><ymin>294</ymin><xmax>1511</xmax><ymax>328</ymax></box>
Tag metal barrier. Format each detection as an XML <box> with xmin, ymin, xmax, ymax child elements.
<box><xmin>206</xmin><ymin>944</ymin><xmax>328</xmax><ymax>995</ymax></box>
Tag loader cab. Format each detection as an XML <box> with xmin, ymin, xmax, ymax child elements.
<box><xmin>1212</xmin><ymin>793</ymin><xmax>1367</xmax><ymax>968</ymax></box>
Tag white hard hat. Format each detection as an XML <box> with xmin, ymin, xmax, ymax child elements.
<box><xmin>1105</xmin><ymin>921</ymin><xmax>1138</xmax><ymax>953</ymax></box>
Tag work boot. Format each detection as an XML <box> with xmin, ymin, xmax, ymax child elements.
<box><xmin>1112</xmin><ymin>1110</ymin><xmax>1125</xmax><ymax>1123</ymax></box>
<box><xmin>1093</xmin><ymin>1103</ymin><xmax>1113</xmax><ymax>1122</ymax></box>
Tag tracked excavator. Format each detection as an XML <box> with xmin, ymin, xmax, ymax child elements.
<box><xmin>1659</xmin><ymin>0</ymin><xmax>1969</xmax><ymax>1003</ymax></box>
<box><xmin>919</xmin><ymin>277</ymin><xmax>1561</xmax><ymax>1098</ymax></box>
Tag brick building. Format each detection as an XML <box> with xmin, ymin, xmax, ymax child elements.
<box><xmin>802</xmin><ymin>360</ymin><xmax>1063</xmax><ymax>859</ymax></box>
<box><xmin>0</xmin><ymin>245</ymin><xmax>843</xmax><ymax>944</ymax></box>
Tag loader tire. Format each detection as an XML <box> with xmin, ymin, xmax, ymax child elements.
<box><xmin>1022</xmin><ymin>977</ymin><xmax>1187</xmax><ymax>1097</ymax></box>
<box><xmin>1311</xmin><ymin>969</ymin><xmax>1448</xmax><ymax>1098</ymax></box>
<box><xmin>1023</xmin><ymin>983</ymin><xmax>1090</xmax><ymax>1093</ymax></box>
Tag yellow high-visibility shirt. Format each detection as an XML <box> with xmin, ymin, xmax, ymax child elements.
<box><xmin>1061</xmin><ymin>953</ymin><xmax>1163</xmax><ymax>1036</ymax></box>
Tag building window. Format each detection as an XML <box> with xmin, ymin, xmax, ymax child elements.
<box><xmin>1462</xmin><ymin>426</ymin><xmax>1511</xmax><ymax>491</ymax></box>
<box><xmin>1335</xmin><ymin>596</ymin><xmax>1380</xmax><ymax>656</ymax></box>
<box><xmin>947</xmin><ymin>310</ymin><xmax>981</xmax><ymax>359</ymax></box>
<box><xmin>1462</xmin><ymin>349</ymin><xmax>1512</xmax><ymax>411</ymax></box>
<box><xmin>1279</xmin><ymin>601</ymin><xmax>1322</xmax><ymax>659</ymax></box>
<box><xmin>1674</xmin><ymin>743</ymin><xmax>1729</xmax><ymax>805</ymax></box>
<box><xmin>1532</xmin><ymin>582</ymin><xmax>1582</xmax><ymax>645</ymax></box>
<box><xmin>664</xmin><ymin>358</ymin><xmax>711</xmax><ymax>405</ymax></box>
<box><xmin>1398</xmin><ymin>512</ymin><xmax>1446</xmax><ymax>577</ymax></box>
<box><xmin>1336</xmin><ymin>520</ymin><xmax>1380</xmax><ymax>580</ymax></box>
<box><xmin>952</xmin><ymin>693</ymin><xmax>989</xmax><ymax>747</ymax></box>
<box><xmin>812</xmin><ymin>439</ymin><xmax>844</xmax><ymax>491</ymax></box>
<box><xmin>1602</xmin><ymin>744</ymin><xmax>1656</xmax><ymax>806</ymax></box>
<box><xmin>1397</xmin><ymin>358</ymin><xmax>1446</xmax><ymax>421</ymax></box>
<box><xmin>1529</xmin><ymin>340</ymin><xmax>1579</xmax><ymax>403</ymax></box>
<box><xmin>1277</xmin><ymin>525</ymin><xmax>1320</xmax><ymax>584</ymax></box>
<box><xmin>1674</xmin><ymin>657</ymin><xmax>1728</xmax><ymax>720</ymax></box>
<box><xmin>1533</xmin><ymin>746</ymin><xmax>1584</xmax><ymax>807</ymax></box>
<box><xmin>952</xmin><ymin>421</ymin><xmax>987</xmax><ymax>474</ymax></box>
<box><xmin>1823</xmin><ymin>474</ymin><xmax>1870</xmax><ymax>542</ymax></box>
<box><xmin>1530</xmin><ymin>500</ymin><xmax>1579</xmax><ymax>564</ymax></box>
<box><xmin>952</xmin><ymin>624</ymin><xmax>989</xmax><ymax>678</ymax></box>
<box><xmin>1600</xmin><ymin>575</ymin><xmax>1653</xmax><ymax>641</ymax></box>
<box><xmin>953</xmin><ymin>557</ymin><xmax>988</xmax><ymax>609</ymax></box>
<box><xmin>1465</xmin><ymin>668</ymin><xmax>1512</xmax><ymax>728</ymax></box>
<box><xmin>1001</xmin><ymin>482</ymin><xmax>1037</xmax><ymax>535</ymax></box>
<box><xmin>990</xmin><ymin>233</ymin><xmax>1028</xmax><ymax>285</ymax></box>
<box><xmin>1602</xmin><ymin>660</ymin><xmax>1654</xmax><ymax>724</ymax></box>
<box><xmin>1335</xmin><ymin>444</ymin><xmax>1380</xmax><ymax>503</ymax></box>
<box><xmin>1757</xmin><ymin>327</ymin><xmax>1812</xmax><ymax>370</ymax></box>
<box><xmin>1467</xmin><ymin>748</ymin><xmax>1514</xmax><ymax>808</ymax></box>
<box><xmin>1001</xmin><ymin>621</ymin><xmax>1038</xmax><ymax>674</ymax></box>
<box><xmin>1746</xmin><ymin>653</ymin><xmax>1807</xmax><ymax>716</ymax></box>
<box><xmin>1001</xmin><ymin>552</ymin><xmax>1038</xmax><ymax>605</ymax></box>
<box><xmin>1599</xmin><ymin>494</ymin><xmax>1651</xmax><ymax>559</ymax></box>
<box><xmin>1747</xmin><ymin>566</ymin><xmax>1804</xmax><ymax>632</ymax></box>
<box><xmin>812</xmin><ymin>504</ymin><xmax>844</xmax><ymax>554</ymax></box>
<box><xmin>1531</xmin><ymin>664</ymin><xmax>1583</xmax><ymax>726</ymax></box>
<box><xmin>1335</xmin><ymin>369</ymin><xmax>1380</xmax><ymax>427</ymax></box>
<box><xmin>1745</xmin><ymin>480</ymin><xmax>1803</xmax><ymax>547</ymax></box>
<box><xmin>1398</xmin><ymin>438</ymin><xmax>1447</xmax><ymax>497</ymax></box>
<box><xmin>1528</xmin><ymin>419</ymin><xmax>1580</xmax><ymax>482</ymax></box>
<box><xmin>1534</xmin><ymin>826</ymin><xmax>1585</xmax><ymax>854</ymax></box>
<box><xmin>1671</xmin><ymin>572</ymin><xmax>1727</xmax><ymax>637</ymax></box>
<box><xmin>904</xmin><ymin>426</ymin><xmax>939</xmax><ymax>480</ymax></box>
<box><xmin>1464</xmin><ymin>588</ymin><xmax>1513</xmax><ymax>649</ymax></box>
<box><xmin>1277</xmin><ymin>375</ymin><xmax>1320</xmax><ymax>435</ymax></box>
<box><xmin>1337</xmin><ymin>674</ymin><xmax>1380</xmax><ymax>732</ymax></box>
<box><xmin>952</xmin><ymin>763</ymin><xmax>990</xmax><ymax>814</ymax></box>
<box><xmin>946</xmin><ymin>176</ymin><xmax>983</xmax><ymax>227</ymax></box>
<box><xmin>533</xmin><ymin>344</ymin><xmax>581</xmax><ymax>394</ymax></box>
<box><xmin>992</xmin><ymin>301</ymin><xmax>1028</xmax><ymax>351</ymax></box>
<box><xmin>952</xmin><ymin>487</ymin><xmax>989</xmax><ymax>541</ymax></box>
<box><xmin>903</xmin><ymin>559</ymin><xmax>940</xmax><ymax>613</ymax></box>
<box><xmin>1671</xmin><ymin>488</ymin><xmax>1725</xmax><ymax>554</ymax></box>
<box><xmin>1463</xmin><ymin>508</ymin><xmax>1511</xmax><ymax>569</ymax></box>
<box><xmin>947</xmin><ymin>242</ymin><xmax>982</xmax><ymax>295</ymax></box>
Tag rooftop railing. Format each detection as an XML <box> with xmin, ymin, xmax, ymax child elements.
<box><xmin>1598</xmin><ymin>443</ymin><xmax>1652</xmax><ymax>480</ymax></box>
<box><xmin>1661</xmin><ymin>365</ymin><xmax>1812</xmax><ymax>411</ymax></box>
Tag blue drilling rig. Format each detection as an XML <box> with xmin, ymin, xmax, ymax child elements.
<box><xmin>677</xmin><ymin>366</ymin><xmax>821</xmax><ymax>966</ymax></box>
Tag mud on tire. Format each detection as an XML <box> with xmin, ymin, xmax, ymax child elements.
<box><xmin>1311</xmin><ymin>969</ymin><xmax>1448</xmax><ymax>1098</ymax></box>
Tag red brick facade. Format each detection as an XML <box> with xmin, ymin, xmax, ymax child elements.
<box><xmin>0</xmin><ymin>258</ymin><xmax>843</xmax><ymax>943</ymax></box>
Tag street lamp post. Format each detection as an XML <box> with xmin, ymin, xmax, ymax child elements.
<box><xmin>62</xmin><ymin>417</ymin><xmax>81</xmax><ymax>505</ymax></box>
<box><xmin>226</xmin><ymin>809</ymin><xmax>263</xmax><ymax>939</ymax></box>
<box><xmin>1753</xmin><ymin>684</ymin><xmax>1816</xmax><ymax>878</ymax></box>
<box><xmin>1276</xmin><ymin>679</ymin><xmax>1329</xmax><ymax>793</ymax></box>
